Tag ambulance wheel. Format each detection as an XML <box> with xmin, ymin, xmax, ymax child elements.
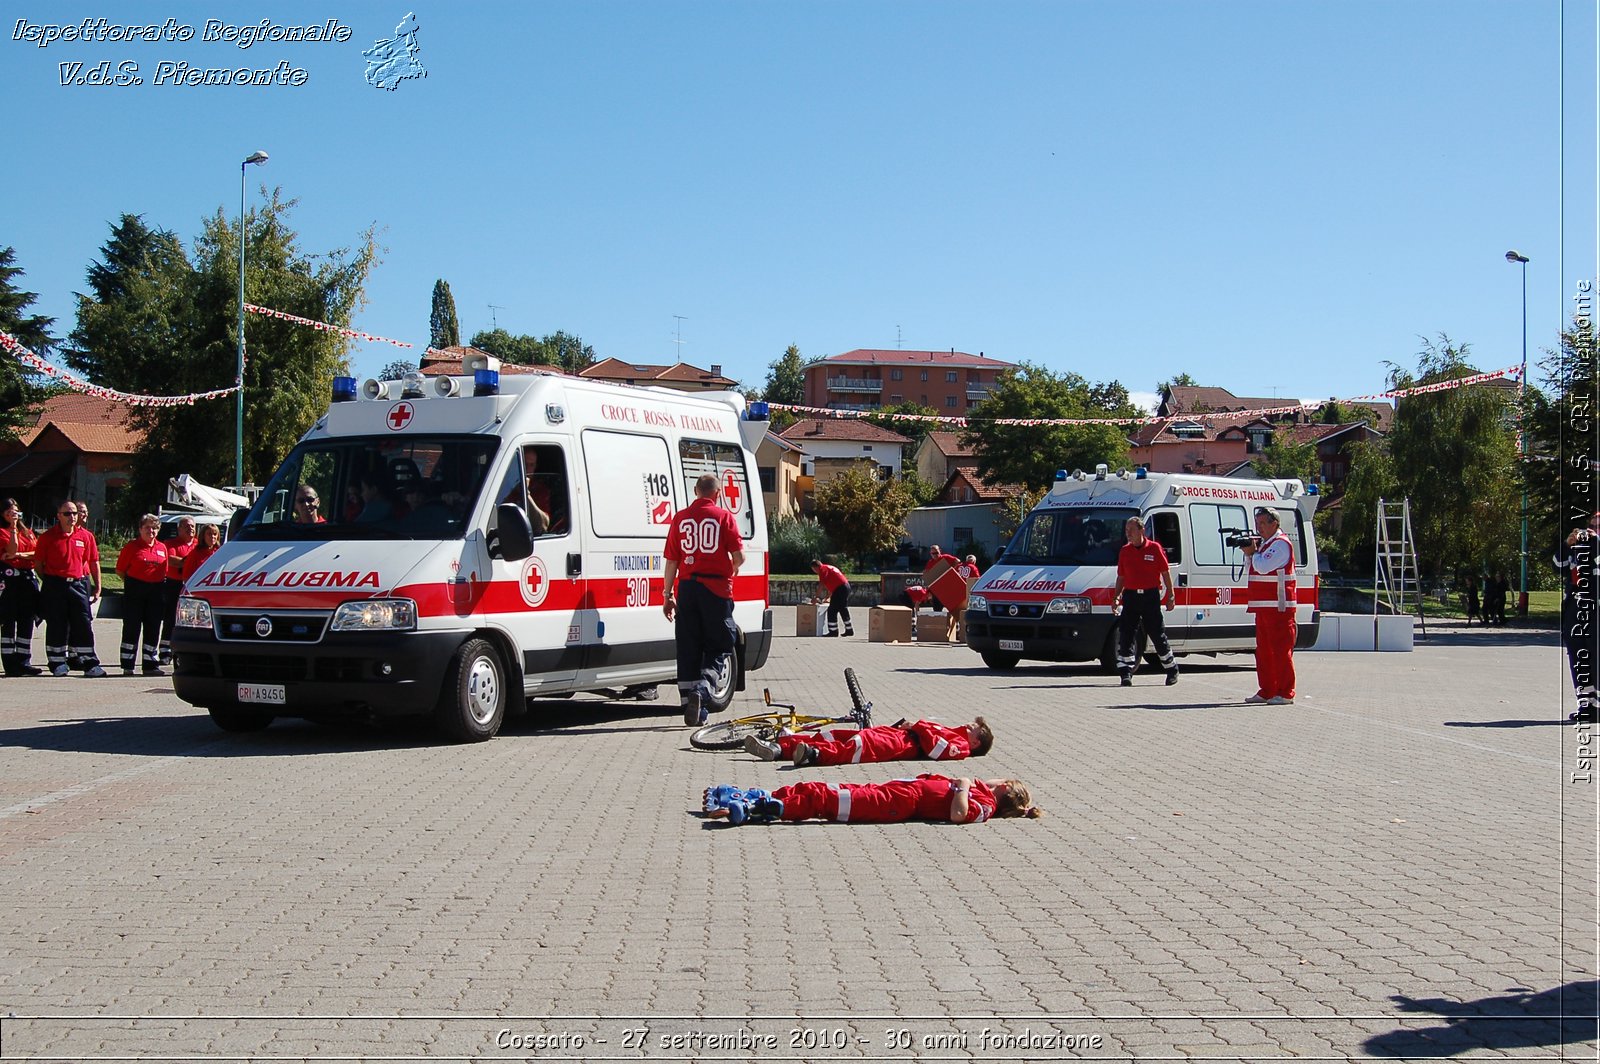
<box><xmin>704</xmin><ymin>651</ymin><xmax>736</xmax><ymax>713</ymax></box>
<box><xmin>981</xmin><ymin>650</ymin><xmax>1021</xmax><ymax>671</ymax></box>
<box><xmin>690</xmin><ymin>719</ymin><xmax>777</xmax><ymax>751</ymax></box>
<box><xmin>436</xmin><ymin>638</ymin><xmax>505</xmax><ymax>743</ymax></box>
<box><xmin>208</xmin><ymin>706</ymin><xmax>273</xmax><ymax>732</ymax></box>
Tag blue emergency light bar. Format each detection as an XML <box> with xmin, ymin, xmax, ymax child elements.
<box><xmin>473</xmin><ymin>369</ymin><xmax>500</xmax><ymax>397</ymax></box>
<box><xmin>747</xmin><ymin>401</ymin><xmax>770</xmax><ymax>421</ymax></box>
<box><xmin>331</xmin><ymin>376</ymin><xmax>357</xmax><ymax>403</ymax></box>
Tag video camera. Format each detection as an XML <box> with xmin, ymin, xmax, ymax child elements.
<box><xmin>1221</xmin><ymin>528</ymin><xmax>1261</xmax><ymax>550</ymax></box>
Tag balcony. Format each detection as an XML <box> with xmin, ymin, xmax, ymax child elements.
<box><xmin>826</xmin><ymin>376</ymin><xmax>884</xmax><ymax>393</ymax></box>
<box><xmin>965</xmin><ymin>384</ymin><xmax>994</xmax><ymax>401</ymax></box>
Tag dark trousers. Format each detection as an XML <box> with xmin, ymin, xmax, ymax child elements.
<box><xmin>121</xmin><ymin>578</ymin><xmax>165</xmax><ymax>671</ymax></box>
<box><xmin>826</xmin><ymin>584</ymin><xmax>853</xmax><ymax>634</ymax></box>
<box><xmin>41</xmin><ymin>574</ymin><xmax>99</xmax><ymax>670</ymax></box>
<box><xmin>675</xmin><ymin>579</ymin><xmax>736</xmax><ymax>703</ymax></box>
<box><xmin>1116</xmin><ymin>589</ymin><xmax>1175</xmax><ymax>675</ymax></box>
<box><xmin>159</xmin><ymin>578</ymin><xmax>183</xmax><ymax>661</ymax></box>
<box><xmin>0</xmin><ymin>568</ymin><xmax>39</xmax><ymax>672</ymax></box>
<box><xmin>1563</xmin><ymin>594</ymin><xmax>1598</xmax><ymax>710</ymax></box>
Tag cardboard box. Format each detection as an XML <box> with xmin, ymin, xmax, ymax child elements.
<box><xmin>916</xmin><ymin>611</ymin><xmax>960</xmax><ymax>643</ymax></box>
<box><xmin>868</xmin><ymin>605</ymin><xmax>914</xmax><ymax>643</ymax></box>
<box><xmin>795</xmin><ymin>602</ymin><xmax>825</xmax><ymax>637</ymax></box>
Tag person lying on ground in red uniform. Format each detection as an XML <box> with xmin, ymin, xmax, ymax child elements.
<box><xmin>701</xmin><ymin>774</ymin><xmax>1042</xmax><ymax>826</ymax></box>
<box><xmin>742</xmin><ymin>716</ymin><xmax>993</xmax><ymax>766</ymax></box>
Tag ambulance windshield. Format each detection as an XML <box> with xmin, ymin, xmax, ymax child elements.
<box><xmin>999</xmin><ymin>507</ymin><xmax>1138</xmax><ymax>568</ymax></box>
<box><xmin>236</xmin><ymin>436</ymin><xmax>500</xmax><ymax>540</ymax></box>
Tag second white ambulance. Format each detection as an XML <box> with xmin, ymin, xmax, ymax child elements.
<box><xmin>964</xmin><ymin>467</ymin><xmax>1320</xmax><ymax>672</ymax></box>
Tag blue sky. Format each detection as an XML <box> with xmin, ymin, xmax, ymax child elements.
<box><xmin>2</xmin><ymin>1</ymin><xmax>1595</xmax><ymax>412</ymax></box>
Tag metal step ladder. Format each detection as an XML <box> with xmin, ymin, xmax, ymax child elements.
<box><xmin>1374</xmin><ymin>497</ymin><xmax>1427</xmax><ymax>639</ymax></box>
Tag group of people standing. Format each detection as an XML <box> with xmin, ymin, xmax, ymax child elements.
<box><xmin>1461</xmin><ymin>572</ymin><xmax>1512</xmax><ymax>626</ymax></box>
<box><xmin>0</xmin><ymin>500</ymin><xmax>221</xmax><ymax>679</ymax></box>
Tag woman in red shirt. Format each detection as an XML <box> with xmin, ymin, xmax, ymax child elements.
<box><xmin>0</xmin><ymin>497</ymin><xmax>42</xmax><ymax>676</ymax></box>
<box><xmin>179</xmin><ymin>523</ymin><xmax>222</xmax><ymax>585</ymax></box>
<box><xmin>703</xmin><ymin>774</ymin><xmax>1041</xmax><ymax>826</ymax></box>
<box><xmin>115</xmin><ymin>514</ymin><xmax>170</xmax><ymax>676</ymax></box>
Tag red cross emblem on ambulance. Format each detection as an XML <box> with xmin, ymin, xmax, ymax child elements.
<box><xmin>386</xmin><ymin>401</ymin><xmax>415</xmax><ymax>431</ymax></box>
<box><xmin>720</xmin><ymin>470</ymin><xmax>741</xmax><ymax>512</ymax></box>
<box><xmin>519</xmin><ymin>556</ymin><xmax>549</xmax><ymax>607</ymax></box>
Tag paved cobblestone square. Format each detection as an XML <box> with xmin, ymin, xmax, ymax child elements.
<box><xmin>0</xmin><ymin>615</ymin><xmax>1593</xmax><ymax>1060</ymax></box>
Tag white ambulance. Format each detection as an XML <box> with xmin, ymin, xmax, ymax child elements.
<box><xmin>172</xmin><ymin>357</ymin><xmax>773</xmax><ymax>741</ymax></box>
<box><xmin>964</xmin><ymin>466</ymin><xmax>1320</xmax><ymax>672</ymax></box>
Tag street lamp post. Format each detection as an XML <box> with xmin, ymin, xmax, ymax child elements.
<box><xmin>1506</xmin><ymin>249</ymin><xmax>1530</xmax><ymax>616</ymax></box>
<box><xmin>237</xmin><ymin>150</ymin><xmax>269</xmax><ymax>489</ymax></box>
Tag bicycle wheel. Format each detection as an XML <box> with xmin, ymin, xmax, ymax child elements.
<box><xmin>690</xmin><ymin>717</ymin><xmax>780</xmax><ymax>751</ymax></box>
<box><xmin>844</xmin><ymin>667</ymin><xmax>871</xmax><ymax>725</ymax></box>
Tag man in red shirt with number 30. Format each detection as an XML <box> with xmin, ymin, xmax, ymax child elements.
<box><xmin>663</xmin><ymin>473</ymin><xmax>745</xmax><ymax>727</ymax></box>
<box><xmin>1112</xmin><ymin>516</ymin><xmax>1178</xmax><ymax>687</ymax></box>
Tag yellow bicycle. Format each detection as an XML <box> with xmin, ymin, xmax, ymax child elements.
<box><xmin>689</xmin><ymin>668</ymin><xmax>873</xmax><ymax>751</ymax></box>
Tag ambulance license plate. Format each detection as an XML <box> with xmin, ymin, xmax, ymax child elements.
<box><xmin>238</xmin><ymin>683</ymin><xmax>286</xmax><ymax>705</ymax></box>
<box><xmin>998</xmin><ymin>639</ymin><xmax>1024</xmax><ymax>652</ymax></box>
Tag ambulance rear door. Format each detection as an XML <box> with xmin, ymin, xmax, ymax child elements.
<box><xmin>488</xmin><ymin>435</ymin><xmax>585</xmax><ymax>693</ymax></box>
<box><xmin>1143</xmin><ymin>507</ymin><xmax>1191</xmax><ymax>649</ymax></box>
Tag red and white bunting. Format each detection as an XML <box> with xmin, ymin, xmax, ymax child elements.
<box><xmin>0</xmin><ymin>331</ymin><xmax>238</xmax><ymax>407</ymax></box>
<box><xmin>243</xmin><ymin>303</ymin><xmax>453</xmax><ymax>360</ymax></box>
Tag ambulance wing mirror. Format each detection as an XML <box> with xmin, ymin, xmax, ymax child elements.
<box><xmin>492</xmin><ymin>503</ymin><xmax>534</xmax><ymax>562</ymax></box>
<box><xmin>228</xmin><ymin>508</ymin><xmax>248</xmax><ymax>539</ymax></box>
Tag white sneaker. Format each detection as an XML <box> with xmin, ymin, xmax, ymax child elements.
<box><xmin>1244</xmin><ymin>694</ymin><xmax>1269</xmax><ymax>704</ymax></box>
<box><xmin>1267</xmin><ymin>696</ymin><xmax>1294</xmax><ymax>705</ymax></box>
<box><xmin>743</xmin><ymin>735</ymin><xmax>780</xmax><ymax>761</ymax></box>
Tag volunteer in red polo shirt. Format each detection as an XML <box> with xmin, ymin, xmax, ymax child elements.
<box><xmin>1111</xmin><ymin>516</ymin><xmax>1178</xmax><ymax>687</ymax></box>
<box><xmin>116</xmin><ymin>514</ymin><xmax>170</xmax><ymax>676</ymax></box>
<box><xmin>810</xmin><ymin>558</ymin><xmax>853</xmax><ymax>637</ymax></box>
<box><xmin>157</xmin><ymin>515</ymin><xmax>197</xmax><ymax>665</ymax></box>
<box><xmin>0</xmin><ymin>497</ymin><xmax>43</xmax><ymax>676</ymax></box>
<box><xmin>663</xmin><ymin>473</ymin><xmax>745</xmax><ymax>726</ymax></box>
<box><xmin>35</xmin><ymin>500</ymin><xmax>106</xmax><ymax>677</ymax></box>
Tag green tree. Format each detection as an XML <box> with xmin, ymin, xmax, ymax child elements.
<box><xmin>428</xmin><ymin>279</ymin><xmax>460</xmax><ymax>349</ymax></box>
<box><xmin>1379</xmin><ymin>336</ymin><xmax>1520</xmax><ymax>579</ymax></box>
<box><xmin>1334</xmin><ymin>439</ymin><xmax>1398</xmax><ymax>575</ymax></box>
<box><xmin>69</xmin><ymin>193</ymin><xmax>376</xmax><ymax>518</ymax></box>
<box><xmin>762</xmin><ymin>343</ymin><xmax>805</xmax><ymax>405</ymax></box>
<box><xmin>961</xmin><ymin>363</ymin><xmax>1136</xmax><ymax>491</ymax></box>
<box><xmin>1156</xmin><ymin>371</ymin><xmax>1197</xmax><ymax>392</ymax></box>
<box><xmin>468</xmin><ymin>327</ymin><xmax>549</xmax><ymax>365</ymax></box>
<box><xmin>539</xmin><ymin>329</ymin><xmax>596</xmax><ymax>374</ymax></box>
<box><xmin>812</xmin><ymin>463</ymin><xmax>916</xmax><ymax>559</ymax></box>
<box><xmin>863</xmin><ymin>401</ymin><xmax>939</xmax><ymax>455</ymax></box>
<box><xmin>0</xmin><ymin>246</ymin><xmax>57</xmax><ymax>442</ymax></box>
<box><xmin>1254</xmin><ymin>432</ymin><xmax>1318</xmax><ymax>482</ymax></box>
<box><xmin>379</xmin><ymin>359</ymin><xmax>415</xmax><ymax>380</ymax></box>
<box><xmin>1527</xmin><ymin>312</ymin><xmax>1598</xmax><ymax>564</ymax></box>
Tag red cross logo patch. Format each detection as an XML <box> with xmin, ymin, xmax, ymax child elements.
<box><xmin>519</xmin><ymin>556</ymin><xmax>549</xmax><ymax>607</ymax></box>
<box><xmin>721</xmin><ymin>470</ymin><xmax>741</xmax><ymax>512</ymax></box>
<box><xmin>386</xmin><ymin>401</ymin><xmax>415</xmax><ymax>431</ymax></box>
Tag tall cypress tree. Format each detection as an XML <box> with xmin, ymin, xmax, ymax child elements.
<box><xmin>0</xmin><ymin>246</ymin><xmax>57</xmax><ymax>442</ymax></box>
<box><xmin>429</xmin><ymin>279</ymin><xmax>460</xmax><ymax>350</ymax></box>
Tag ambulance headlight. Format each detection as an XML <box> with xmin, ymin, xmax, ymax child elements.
<box><xmin>330</xmin><ymin>599</ymin><xmax>418</xmax><ymax>631</ymax></box>
<box><xmin>968</xmin><ymin>594</ymin><xmax>988</xmax><ymax>611</ymax></box>
<box><xmin>176</xmin><ymin>597</ymin><xmax>213</xmax><ymax>629</ymax></box>
<box><xmin>1046</xmin><ymin>596</ymin><xmax>1093</xmax><ymax>615</ymax></box>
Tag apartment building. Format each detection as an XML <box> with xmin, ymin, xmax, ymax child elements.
<box><xmin>801</xmin><ymin>349</ymin><xmax>1014</xmax><ymax>413</ymax></box>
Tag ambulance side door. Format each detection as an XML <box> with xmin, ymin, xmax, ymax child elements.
<box><xmin>1145</xmin><ymin>509</ymin><xmax>1190</xmax><ymax>649</ymax></box>
<box><xmin>487</xmin><ymin>437</ymin><xmax>584</xmax><ymax>693</ymax></box>
<box><xmin>576</xmin><ymin>428</ymin><xmax>679</xmax><ymax>687</ymax></box>
<box><xmin>1182</xmin><ymin>501</ymin><xmax>1255</xmax><ymax>649</ymax></box>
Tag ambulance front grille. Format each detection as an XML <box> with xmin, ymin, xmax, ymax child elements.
<box><xmin>215</xmin><ymin>654</ymin><xmax>369</xmax><ymax>683</ymax></box>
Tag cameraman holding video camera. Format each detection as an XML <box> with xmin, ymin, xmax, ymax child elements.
<box><xmin>1240</xmin><ymin>507</ymin><xmax>1297</xmax><ymax>705</ymax></box>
